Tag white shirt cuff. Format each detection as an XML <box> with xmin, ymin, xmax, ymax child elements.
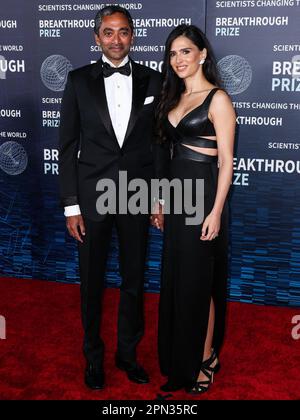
<box><xmin>64</xmin><ymin>205</ymin><xmax>81</xmax><ymax>217</ymax></box>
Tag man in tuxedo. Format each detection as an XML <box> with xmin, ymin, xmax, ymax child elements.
<box><xmin>59</xmin><ymin>5</ymin><xmax>161</xmax><ymax>390</ymax></box>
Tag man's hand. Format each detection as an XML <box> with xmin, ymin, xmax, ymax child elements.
<box><xmin>66</xmin><ymin>215</ymin><xmax>86</xmax><ymax>243</ymax></box>
<box><xmin>150</xmin><ymin>203</ymin><xmax>164</xmax><ymax>232</ymax></box>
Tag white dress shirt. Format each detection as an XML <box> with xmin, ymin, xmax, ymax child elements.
<box><xmin>64</xmin><ymin>54</ymin><xmax>132</xmax><ymax>217</ymax></box>
<box><xmin>102</xmin><ymin>54</ymin><xmax>132</xmax><ymax>147</ymax></box>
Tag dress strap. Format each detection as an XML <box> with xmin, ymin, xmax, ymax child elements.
<box><xmin>202</xmin><ymin>88</ymin><xmax>220</xmax><ymax>110</ymax></box>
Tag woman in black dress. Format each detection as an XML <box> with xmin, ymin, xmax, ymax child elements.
<box><xmin>152</xmin><ymin>25</ymin><xmax>236</xmax><ymax>394</ymax></box>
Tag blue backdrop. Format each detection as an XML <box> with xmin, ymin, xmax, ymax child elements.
<box><xmin>0</xmin><ymin>0</ymin><xmax>299</xmax><ymax>307</ymax></box>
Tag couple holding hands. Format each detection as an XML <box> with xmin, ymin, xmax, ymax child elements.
<box><xmin>59</xmin><ymin>5</ymin><xmax>235</xmax><ymax>395</ymax></box>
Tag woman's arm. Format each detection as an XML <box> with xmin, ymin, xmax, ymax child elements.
<box><xmin>201</xmin><ymin>90</ymin><xmax>236</xmax><ymax>241</ymax></box>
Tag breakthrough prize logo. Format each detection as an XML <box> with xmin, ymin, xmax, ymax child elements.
<box><xmin>40</xmin><ymin>54</ymin><xmax>73</xmax><ymax>91</ymax></box>
<box><xmin>217</xmin><ymin>55</ymin><xmax>252</xmax><ymax>95</ymax></box>
<box><xmin>0</xmin><ymin>55</ymin><xmax>6</xmax><ymax>79</ymax></box>
<box><xmin>0</xmin><ymin>141</ymin><xmax>28</xmax><ymax>175</ymax></box>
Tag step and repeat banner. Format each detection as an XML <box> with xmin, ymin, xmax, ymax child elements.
<box><xmin>206</xmin><ymin>1</ymin><xmax>300</xmax><ymax>306</ymax></box>
<box><xmin>0</xmin><ymin>0</ymin><xmax>299</xmax><ymax>306</ymax></box>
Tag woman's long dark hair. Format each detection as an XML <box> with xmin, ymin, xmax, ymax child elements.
<box><xmin>156</xmin><ymin>25</ymin><xmax>222</xmax><ymax>143</ymax></box>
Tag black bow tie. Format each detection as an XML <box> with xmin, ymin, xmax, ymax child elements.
<box><xmin>102</xmin><ymin>61</ymin><xmax>131</xmax><ymax>78</ymax></box>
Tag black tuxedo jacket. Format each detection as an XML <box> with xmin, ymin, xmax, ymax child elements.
<box><xmin>59</xmin><ymin>58</ymin><xmax>162</xmax><ymax>220</ymax></box>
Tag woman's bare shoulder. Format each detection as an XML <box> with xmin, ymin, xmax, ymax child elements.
<box><xmin>211</xmin><ymin>88</ymin><xmax>234</xmax><ymax>109</ymax></box>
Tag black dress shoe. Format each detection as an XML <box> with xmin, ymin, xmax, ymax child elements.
<box><xmin>115</xmin><ymin>357</ymin><xmax>149</xmax><ymax>384</ymax></box>
<box><xmin>84</xmin><ymin>364</ymin><xmax>105</xmax><ymax>390</ymax></box>
<box><xmin>160</xmin><ymin>380</ymin><xmax>183</xmax><ymax>392</ymax></box>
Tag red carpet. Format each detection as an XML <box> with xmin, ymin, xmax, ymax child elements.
<box><xmin>0</xmin><ymin>277</ymin><xmax>299</xmax><ymax>400</ymax></box>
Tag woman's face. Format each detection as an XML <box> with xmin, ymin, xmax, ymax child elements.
<box><xmin>169</xmin><ymin>35</ymin><xmax>206</xmax><ymax>79</ymax></box>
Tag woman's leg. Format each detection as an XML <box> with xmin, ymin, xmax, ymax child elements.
<box><xmin>195</xmin><ymin>298</ymin><xmax>219</xmax><ymax>384</ymax></box>
<box><xmin>203</xmin><ymin>298</ymin><xmax>215</xmax><ymax>361</ymax></box>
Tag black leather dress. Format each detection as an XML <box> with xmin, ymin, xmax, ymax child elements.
<box><xmin>158</xmin><ymin>88</ymin><xmax>229</xmax><ymax>388</ymax></box>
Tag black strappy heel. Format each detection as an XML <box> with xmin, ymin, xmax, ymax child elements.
<box><xmin>210</xmin><ymin>349</ymin><xmax>221</xmax><ymax>374</ymax></box>
<box><xmin>186</xmin><ymin>350</ymin><xmax>220</xmax><ymax>395</ymax></box>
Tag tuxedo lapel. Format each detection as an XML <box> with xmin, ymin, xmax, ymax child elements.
<box><xmin>89</xmin><ymin>60</ymin><xmax>119</xmax><ymax>147</ymax></box>
<box><xmin>123</xmin><ymin>60</ymin><xmax>150</xmax><ymax>147</ymax></box>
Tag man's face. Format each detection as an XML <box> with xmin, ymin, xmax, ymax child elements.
<box><xmin>95</xmin><ymin>12</ymin><xmax>133</xmax><ymax>66</ymax></box>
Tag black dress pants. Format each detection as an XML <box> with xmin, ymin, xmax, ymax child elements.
<box><xmin>78</xmin><ymin>213</ymin><xmax>149</xmax><ymax>367</ymax></box>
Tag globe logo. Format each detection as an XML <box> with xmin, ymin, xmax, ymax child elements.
<box><xmin>40</xmin><ymin>55</ymin><xmax>73</xmax><ymax>91</ymax></box>
<box><xmin>0</xmin><ymin>141</ymin><xmax>28</xmax><ymax>175</ymax></box>
<box><xmin>217</xmin><ymin>55</ymin><xmax>252</xmax><ymax>95</ymax></box>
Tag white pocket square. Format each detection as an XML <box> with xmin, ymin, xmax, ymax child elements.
<box><xmin>144</xmin><ymin>96</ymin><xmax>154</xmax><ymax>105</ymax></box>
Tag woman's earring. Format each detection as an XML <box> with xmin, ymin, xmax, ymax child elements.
<box><xmin>199</xmin><ymin>58</ymin><xmax>206</xmax><ymax>65</ymax></box>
